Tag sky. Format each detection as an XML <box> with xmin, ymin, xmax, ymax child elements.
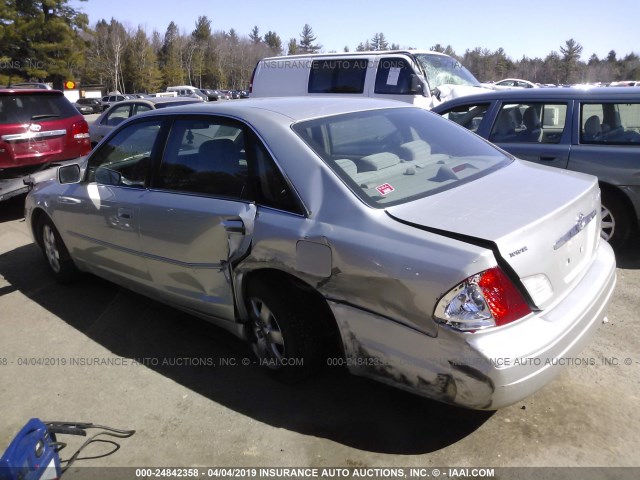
<box><xmin>70</xmin><ymin>0</ymin><xmax>640</xmax><ymax>61</ymax></box>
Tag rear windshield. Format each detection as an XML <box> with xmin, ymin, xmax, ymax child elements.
<box><xmin>293</xmin><ymin>107</ymin><xmax>511</xmax><ymax>208</ymax></box>
<box><xmin>0</xmin><ymin>93</ymin><xmax>79</xmax><ymax>124</ymax></box>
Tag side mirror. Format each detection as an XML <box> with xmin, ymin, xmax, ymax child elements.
<box><xmin>409</xmin><ymin>74</ymin><xmax>428</xmax><ymax>96</ymax></box>
<box><xmin>58</xmin><ymin>164</ymin><xmax>82</xmax><ymax>184</ymax></box>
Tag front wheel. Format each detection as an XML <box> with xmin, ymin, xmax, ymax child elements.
<box><xmin>246</xmin><ymin>279</ymin><xmax>322</xmax><ymax>383</ymax></box>
<box><xmin>39</xmin><ymin>216</ymin><xmax>79</xmax><ymax>283</ymax></box>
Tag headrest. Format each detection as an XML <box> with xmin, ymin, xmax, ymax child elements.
<box><xmin>358</xmin><ymin>152</ymin><xmax>401</xmax><ymax>172</ymax></box>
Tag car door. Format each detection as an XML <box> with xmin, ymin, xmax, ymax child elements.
<box><xmin>52</xmin><ymin>118</ymin><xmax>164</xmax><ymax>285</ymax></box>
<box><xmin>487</xmin><ymin>100</ymin><xmax>572</xmax><ymax>169</ymax></box>
<box><xmin>138</xmin><ymin>116</ymin><xmax>256</xmax><ymax>321</ymax></box>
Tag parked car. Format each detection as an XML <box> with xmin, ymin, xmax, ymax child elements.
<box><xmin>0</xmin><ymin>88</ymin><xmax>91</xmax><ymax>201</ymax></box>
<box><xmin>101</xmin><ymin>94</ymin><xmax>133</xmax><ymax>111</ymax></box>
<box><xmin>493</xmin><ymin>78</ymin><xmax>540</xmax><ymax>89</ymax></box>
<box><xmin>8</xmin><ymin>82</ymin><xmax>53</xmax><ymax>90</ymax></box>
<box><xmin>89</xmin><ymin>97</ymin><xmax>203</xmax><ymax>146</ymax></box>
<box><xmin>166</xmin><ymin>86</ymin><xmax>209</xmax><ymax>102</ymax></box>
<box><xmin>251</xmin><ymin>50</ymin><xmax>490</xmax><ymax>107</ymax></box>
<box><xmin>199</xmin><ymin>89</ymin><xmax>224</xmax><ymax>101</ymax></box>
<box><xmin>432</xmin><ymin>87</ymin><xmax>640</xmax><ymax>249</ymax></box>
<box><xmin>25</xmin><ymin>97</ymin><xmax>615</xmax><ymax>410</ymax></box>
<box><xmin>74</xmin><ymin>98</ymin><xmax>103</xmax><ymax>115</ymax></box>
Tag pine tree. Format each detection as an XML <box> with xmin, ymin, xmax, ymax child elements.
<box><xmin>298</xmin><ymin>24</ymin><xmax>320</xmax><ymax>53</ymax></box>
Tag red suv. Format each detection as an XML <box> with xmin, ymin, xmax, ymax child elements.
<box><xmin>1</xmin><ymin>89</ymin><xmax>91</xmax><ymax>196</ymax></box>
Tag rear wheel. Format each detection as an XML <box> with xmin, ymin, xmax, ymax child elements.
<box><xmin>600</xmin><ymin>190</ymin><xmax>632</xmax><ymax>249</ymax></box>
<box><xmin>39</xmin><ymin>216</ymin><xmax>79</xmax><ymax>283</ymax></box>
<box><xmin>246</xmin><ymin>279</ymin><xmax>322</xmax><ymax>383</ymax></box>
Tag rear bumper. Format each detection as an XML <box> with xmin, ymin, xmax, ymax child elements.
<box><xmin>0</xmin><ymin>177</ymin><xmax>29</xmax><ymax>202</ymax></box>
<box><xmin>465</xmin><ymin>240</ymin><xmax>616</xmax><ymax>408</ymax></box>
<box><xmin>330</xmin><ymin>241</ymin><xmax>616</xmax><ymax>409</ymax></box>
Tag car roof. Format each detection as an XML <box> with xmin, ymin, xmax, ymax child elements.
<box><xmin>261</xmin><ymin>50</ymin><xmax>451</xmax><ymax>62</ymax></box>
<box><xmin>0</xmin><ymin>88</ymin><xmax>64</xmax><ymax>95</ymax></box>
<box><xmin>134</xmin><ymin>97</ymin><xmax>413</xmax><ymax>123</ymax></box>
<box><xmin>433</xmin><ymin>86</ymin><xmax>640</xmax><ymax>109</ymax></box>
<box><xmin>106</xmin><ymin>97</ymin><xmax>202</xmax><ymax>107</ymax></box>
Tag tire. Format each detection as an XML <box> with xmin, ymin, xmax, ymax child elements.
<box><xmin>600</xmin><ymin>190</ymin><xmax>632</xmax><ymax>250</ymax></box>
<box><xmin>39</xmin><ymin>216</ymin><xmax>79</xmax><ymax>284</ymax></box>
<box><xmin>246</xmin><ymin>279</ymin><xmax>322</xmax><ymax>383</ymax></box>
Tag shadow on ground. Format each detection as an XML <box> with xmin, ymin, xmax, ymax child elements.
<box><xmin>0</xmin><ymin>195</ymin><xmax>26</xmax><ymax>223</ymax></box>
<box><xmin>0</xmin><ymin>243</ymin><xmax>493</xmax><ymax>454</ymax></box>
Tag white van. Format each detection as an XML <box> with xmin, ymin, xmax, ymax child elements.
<box><xmin>166</xmin><ymin>85</ymin><xmax>208</xmax><ymax>101</ymax></box>
<box><xmin>250</xmin><ymin>50</ymin><xmax>490</xmax><ymax>108</ymax></box>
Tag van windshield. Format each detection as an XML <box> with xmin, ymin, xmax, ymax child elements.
<box><xmin>415</xmin><ymin>53</ymin><xmax>480</xmax><ymax>90</ymax></box>
<box><xmin>293</xmin><ymin>107</ymin><xmax>510</xmax><ymax>208</ymax></box>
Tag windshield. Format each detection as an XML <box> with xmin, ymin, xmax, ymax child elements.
<box><xmin>293</xmin><ymin>107</ymin><xmax>510</xmax><ymax>208</ymax></box>
<box><xmin>415</xmin><ymin>53</ymin><xmax>480</xmax><ymax>90</ymax></box>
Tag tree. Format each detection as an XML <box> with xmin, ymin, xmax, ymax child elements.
<box><xmin>264</xmin><ymin>31</ymin><xmax>282</xmax><ymax>55</ymax></box>
<box><xmin>249</xmin><ymin>25</ymin><xmax>261</xmax><ymax>44</ymax></box>
<box><xmin>356</xmin><ymin>41</ymin><xmax>370</xmax><ymax>52</ymax></box>
<box><xmin>0</xmin><ymin>0</ymin><xmax>89</xmax><ymax>87</ymax></box>
<box><xmin>298</xmin><ymin>24</ymin><xmax>320</xmax><ymax>53</ymax></box>
<box><xmin>123</xmin><ymin>26</ymin><xmax>162</xmax><ymax>93</ymax></box>
<box><xmin>160</xmin><ymin>21</ymin><xmax>184</xmax><ymax>86</ymax></box>
<box><xmin>559</xmin><ymin>38</ymin><xmax>583</xmax><ymax>84</ymax></box>
<box><xmin>287</xmin><ymin>38</ymin><xmax>298</xmax><ymax>55</ymax></box>
<box><xmin>190</xmin><ymin>16</ymin><xmax>212</xmax><ymax>88</ymax></box>
<box><xmin>370</xmin><ymin>32</ymin><xmax>389</xmax><ymax>51</ymax></box>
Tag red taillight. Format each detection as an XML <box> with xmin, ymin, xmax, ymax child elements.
<box><xmin>477</xmin><ymin>267</ymin><xmax>532</xmax><ymax>326</ymax></box>
<box><xmin>435</xmin><ymin>266</ymin><xmax>532</xmax><ymax>331</ymax></box>
<box><xmin>71</xmin><ymin>119</ymin><xmax>90</xmax><ymax>140</ymax></box>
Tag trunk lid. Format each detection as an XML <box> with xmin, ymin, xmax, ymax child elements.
<box><xmin>386</xmin><ymin>160</ymin><xmax>601</xmax><ymax>310</ymax></box>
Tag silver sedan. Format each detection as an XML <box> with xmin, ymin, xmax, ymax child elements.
<box><xmin>24</xmin><ymin>98</ymin><xmax>616</xmax><ymax>409</ymax></box>
<box><xmin>89</xmin><ymin>97</ymin><xmax>203</xmax><ymax>146</ymax></box>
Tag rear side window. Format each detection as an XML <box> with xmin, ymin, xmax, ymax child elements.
<box><xmin>489</xmin><ymin>103</ymin><xmax>567</xmax><ymax>144</ymax></box>
<box><xmin>581</xmin><ymin>103</ymin><xmax>640</xmax><ymax>144</ymax></box>
<box><xmin>0</xmin><ymin>93</ymin><xmax>78</xmax><ymax>124</ymax></box>
<box><xmin>308</xmin><ymin>59</ymin><xmax>368</xmax><ymax>94</ymax></box>
<box><xmin>374</xmin><ymin>57</ymin><xmax>417</xmax><ymax>95</ymax></box>
<box><xmin>157</xmin><ymin>118</ymin><xmax>248</xmax><ymax>198</ymax></box>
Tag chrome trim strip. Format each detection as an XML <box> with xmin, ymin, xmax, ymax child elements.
<box><xmin>1</xmin><ymin>129</ymin><xmax>67</xmax><ymax>142</ymax></box>
<box><xmin>553</xmin><ymin>209</ymin><xmax>598</xmax><ymax>250</ymax></box>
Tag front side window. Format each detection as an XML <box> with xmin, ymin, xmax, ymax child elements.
<box><xmin>374</xmin><ymin>57</ymin><xmax>417</xmax><ymax>95</ymax></box>
<box><xmin>293</xmin><ymin>107</ymin><xmax>510</xmax><ymax>208</ymax></box>
<box><xmin>308</xmin><ymin>59</ymin><xmax>368</xmax><ymax>94</ymax></box>
<box><xmin>440</xmin><ymin>103</ymin><xmax>490</xmax><ymax>132</ymax></box>
<box><xmin>102</xmin><ymin>104</ymin><xmax>132</xmax><ymax>126</ymax></box>
<box><xmin>489</xmin><ymin>103</ymin><xmax>567</xmax><ymax>144</ymax></box>
<box><xmin>86</xmin><ymin>119</ymin><xmax>162</xmax><ymax>187</ymax></box>
<box><xmin>581</xmin><ymin>102</ymin><xmax>640</xmax><ymax>144</ymax></box>
<box><xmin>156</xmin><ymin>117</ymin><xmax>248</xmax><ymax>198</ymax></box>
<box><xmin>133</xmin><ymin>104</ymin><xmax>152</xmax><ymax>115</ymax></box>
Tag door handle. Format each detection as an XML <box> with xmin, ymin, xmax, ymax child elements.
<box><xmin>222</xmin><ymin>218</ymin><xmax>245</xmax><ymax>234</ymax></box>
<box><xmin>540</xmin><ymin>156</ymin><xmax>556</xmax><ymax>161</ymax></box>
<box><xmin>117</xmin><ymin>208</ymin><xmax>133</xmax><ymax>219</ymax></box>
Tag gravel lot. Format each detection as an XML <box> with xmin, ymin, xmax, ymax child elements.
<box><xmin>0</xmin><ymin>192</ymin><xmax>638</xmax><ymax>475</ymax></box>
